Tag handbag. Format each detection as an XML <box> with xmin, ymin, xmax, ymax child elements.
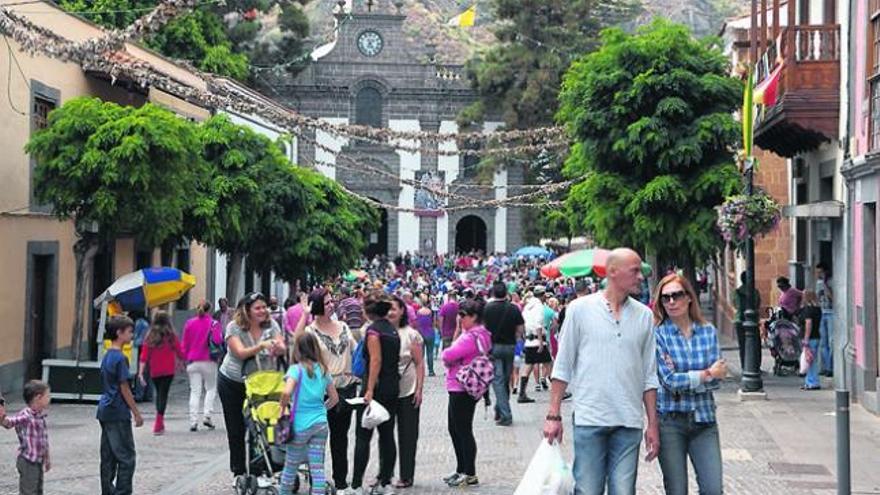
<box><xmin>277</xmin><ymin>366</ymin><xmax>302</xmax><ymax>445</ymax></box>
<box><xmin>207</xmin><ymin>320</ymin><xmax>226</xmax><ymax>362</ymax></box>
<box><xmin>361</xmin><ymin>399</ymin><xmax>391</xmax><ymax>429</ymax></box>
<box><xmin>455</xmin><ymin>334</ymin><xmax>494</xmax><ymax>399</ymax></box>
<box><xmin>799</xmin><ymin>344</ymin><xmax>814</xmax><ymax>375</ymax></box>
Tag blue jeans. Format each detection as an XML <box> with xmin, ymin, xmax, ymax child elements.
<box><xmin>573</xmin><ymin>425</ymin><xmax>642</xmax><ymax>495</ymax></box>
<box><xmin>491</xmin><ymin>344</ymin><xmax>515</xmax><ymax>423</ymax></box>
<box><xmin>804</xmin><ymin>340</ymin><xmax>821</xmax><ymax>388</ymax></box>
<box><xmin>423</xmin><ymin>338</ymin><xmax>435</xmax><ymax>375</ymax></box>
<box><xmin>819</xmin><ymin>312</ymin><xmax>833</xmax><ymax>373</ymax></box>
<box><xmin>658</xmin><ymin>414</ymin><xmax>722</xmax><ymax>495</ymax></box>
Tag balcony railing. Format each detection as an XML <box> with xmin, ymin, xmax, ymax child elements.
<box><xmin>871</xmin><ymin>77</ymin><xmax>880</xmax><ymax>151</ymax></box>
<box><xmin>793</xmin><ymin>25</ymin><xmax>840</xmax><ymax>62</ymax></box>
<box><xmin>752</xmin><ymin>24</ymin><xmax>840</xmax><ymax>157</ymax></box>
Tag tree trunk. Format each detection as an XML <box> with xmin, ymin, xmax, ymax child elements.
<box><xmin>71</xmin><ymin>234</ymin><xmax>99</xmax><ymax>363</ymax></box>
<box><xmin>226</xmin><ymin>252</ymin><xmax>243</xmax><ymax>302</ymax></box>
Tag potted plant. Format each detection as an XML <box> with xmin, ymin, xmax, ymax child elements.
<box><xmin>716</xmin><ymin>188</ymin><xmax>782</xmax><ymax>248</ymax></box>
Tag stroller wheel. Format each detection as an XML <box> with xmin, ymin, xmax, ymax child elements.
<box><xmin>246</xmin><ymin>475</ymin><xmax>259</xmax><ymax>495</ymax></box>
<box><xmin>234</xmin><ymin>475</ymin><xmax>249</xmax><ymax>495</ymax></box>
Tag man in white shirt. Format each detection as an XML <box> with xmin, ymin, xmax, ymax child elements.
<box><xmin>543</xmin><ymin>248</ymin><xmax>659</xmax><ymax>495</ymax></box>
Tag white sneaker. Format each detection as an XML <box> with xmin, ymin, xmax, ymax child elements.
<box><xmin>442</xmin><ymin>472</ymin><xmax>460</xmax><ymax>483</ymax></box>
<box><xmin>349</xmin><ymin>487</ymin><xmax>365</xmax><ymax>495</ymax></box>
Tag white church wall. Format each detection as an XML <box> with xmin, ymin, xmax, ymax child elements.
<box><xmin>315</xmin><ymin>118</ymin><xmax>349</xmax><ymax>180</ymax></box>
<box><xmin>437</xmin><ymin>120</ymin><xmax>460</xmax><ymax>255</ymax></box>
<box><xmin>391</xmin><ymin>119</ymin><xmax>421</xmax><ymax>253</ymax></box>
<box><xmin>485</xmin><ymin>121</ymin><xmax>507</xmax><ymax>253</ymax></box>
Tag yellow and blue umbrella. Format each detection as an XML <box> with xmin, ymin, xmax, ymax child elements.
<box><xmin>94</xmin><ymin>267</ymin><xmax>196</xmax><ymax>311</ymax></box>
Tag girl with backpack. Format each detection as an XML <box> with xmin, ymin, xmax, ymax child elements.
<box><xmin>138</xmin><ymin>311</ymin><xmax>184</xmax><ymax>435</ymax></box>
<box><xmin>440</xmin><ymin>298</ymin><xmax>492</xmax><ymax>487</ymax></box>
<box><xmin>279</xmin><ymin>331</ymin><xmax>340</xmax><ymax>495</ymax></box>
<box><xmin>181</xmin><ymin>300</ymin><xmax>223</xmax><ymax>432</ymax></box>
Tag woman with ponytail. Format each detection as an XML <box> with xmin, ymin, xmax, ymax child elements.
<box><xmin>138</xmin><ymin>311</ymin><xmax>184</xmax><ymax>435</ymax></box>
<box><xmin>181</xmin><ymin>300</ymin><xmax>223</xmax><ymax>432</ymax></box>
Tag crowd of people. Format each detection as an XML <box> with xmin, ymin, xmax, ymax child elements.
<box><xmin>0</xmin><ymin>247</ymin><xmax>739</xmax><ymax>495</ymax></box>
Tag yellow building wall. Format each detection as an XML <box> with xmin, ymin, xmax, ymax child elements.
<box><xmin>0</xmin><ymin>215</ymin><xmax>80</xmax><ymax>364</ymax></box>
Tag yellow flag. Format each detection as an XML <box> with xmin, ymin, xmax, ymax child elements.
<box><xmin>448</xmin><ymin>4</ymin><xmax>476</xmax><ymax>27</ymax></box>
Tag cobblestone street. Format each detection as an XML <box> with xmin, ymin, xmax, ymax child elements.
<box><xmin>2</xmin><ymin>345</ymin><xmax>880</xmax><ymax>494</ymax></box>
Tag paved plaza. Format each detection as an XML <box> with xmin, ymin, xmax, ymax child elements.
<box><xmin>1</xmin><ymin>344</ymin><xmax>880</xmax><ymax>495</ymax></box>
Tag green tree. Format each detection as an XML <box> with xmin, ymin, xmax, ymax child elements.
<box><xmin>460</xmin><ymin>0</ymin><xmax>639</xmax><ymax>130</ymax></box>
<box><xmin>558</xmin><ymin>20</ymin><xmax>742</xmax><ymax>278</ymax></box>
<box><xmin>59</xmin><ymin>0</ymin><xmax>313</xmax><ymax>81</ymax></box>
<box><xmin>188</xmin><ymin>114</ymin><xmax>296</xmax><ymax>300</ymax></box>
<box><xmin>247</xmin><ymin>166</ymin><xmax>380</xmax><ymax>283</ymax></box>
<box><xmin>26</xmin><ymin>97</ymin><xmax>201</xmax><ymax>358</ymax></box>
<box><xmin>459</xmin><ymin>0</ymin><xmax>638</xmax><ymax>245</ymax></box>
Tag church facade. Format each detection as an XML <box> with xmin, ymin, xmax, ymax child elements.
<box><xmin>261</xmin><ymin>2</ymin><xmax>525</xmax><ymax>256</ymax></box>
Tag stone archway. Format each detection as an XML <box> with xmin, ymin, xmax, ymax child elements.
<box><xmin>455</xmin><ymin>215</ymin><xmax>488</xmax><ymax>254</ymax></box>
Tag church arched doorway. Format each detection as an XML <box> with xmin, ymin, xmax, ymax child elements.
<box><xmin>455</xmin><ymin>215</ymin><xmax>487</xmax><ymax>254</ymax></box>
<box><xmin>365</xmin><ymin>205</ymin><xmax>388</xmax><ymax>258</ymax></box>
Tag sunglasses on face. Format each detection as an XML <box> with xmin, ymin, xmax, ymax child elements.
<box><xmin>458</xmin><ymin>312</ymin><xmax>472</xmax><ymax>318</ymax></box>
<box><xmin>660</xmin><ymin>290</ymin><xmax>688</xmax><ymax>304</ymax></box>
<box><xmin>247</xmin><ymin>292</ymin><xmax>265</xmax><ymax>302</ymax></box>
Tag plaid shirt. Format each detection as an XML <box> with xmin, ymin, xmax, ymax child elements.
<box><xmin>3</xmin><ymin>407</ymin><xmax>49</xmax><ymax>463</ymax></box>
<box><xmin>654</xmin><ymin>319</ymin><xmax>720</xmax><ymax>424</ymax></box>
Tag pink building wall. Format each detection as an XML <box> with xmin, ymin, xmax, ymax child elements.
<box><xmin>854</xmin><ymin>203</ymin><xmax>864</xmax><ymax>368</ymax></box>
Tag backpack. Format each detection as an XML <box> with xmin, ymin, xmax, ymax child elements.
<box><xmin>207</xmin><ymin>320</ymin><xmax>226</xmax><ymax>362</ymax></box>
<box><xmin>455</xmin><ymin>333</ymin><xmax>494</xmax><ymax>399</ymax></box>
<box><xmin>351</xmin><ymin>338</ymin><xmax>367</xmax><ymax>379</ymax></box>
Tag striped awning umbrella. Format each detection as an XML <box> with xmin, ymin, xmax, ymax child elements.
<box><xmin>93</xmin><ymin>267</ymin><xmax>196</xmax><ymax>311</ymax></box>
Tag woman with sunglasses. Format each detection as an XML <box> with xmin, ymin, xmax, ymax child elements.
<box><xmin>440</xmin><ymin>298</ymin><xmax>492</xmax><ymax>488</ymax></box>
<box><xmin>217</xmin><ymin>292</ymin><xmax>286</xmax><ymax>480</ymax></box>
<box><xmin>303</xmin><ymin>288</ymin><xmax>360</xmax><ymax>493</ymax></box>
<box><xmin>652</xmin><ymin>274</ymin><xmax>725</xmax><ymax>495</ymax></box>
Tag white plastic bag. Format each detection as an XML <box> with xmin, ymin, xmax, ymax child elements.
<box><xmin>799</xmin><ymin>345</ymin><xmax>814</xmax><ymax>375</ymax></box>
<box><xmin>361</xmin><ymin>400</ymin><xmax>390</xmax><ymax>429</ymax></box>
<box><xmin>514</xmin><ymin>439</ymin><xmax>575</xmax><ymax>495</ymax></box>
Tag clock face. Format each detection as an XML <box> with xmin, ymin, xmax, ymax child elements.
<box><xmin>357</xmin><ymin>31</ymin><xmax>383</xmax><ymax>57</ymax></box>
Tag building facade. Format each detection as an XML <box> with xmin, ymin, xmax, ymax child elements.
<box><xmin>0</xmin><ymin>0</ymin><xmax>218</xmax><ymax>391</ymax></box>
<box><xmin>260</xmin><ymin>2</ymin><xmax>525</xmax><ymax>256</ymax></box>
<box><xmin>841</xmin><ymin>0</ymin><xmax>880</xmax><ymax>414</ymax></box>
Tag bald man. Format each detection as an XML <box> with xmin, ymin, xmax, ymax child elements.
<box><xmin>543</xmin><ymin>248</ymin><xmax>659</xmax><ymax>495</ymax></box>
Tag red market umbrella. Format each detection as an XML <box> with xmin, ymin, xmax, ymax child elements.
<box><xmin>540</xmin><ymin>248</ymin><xmax>612</xmax><ymax>279</ymax></box>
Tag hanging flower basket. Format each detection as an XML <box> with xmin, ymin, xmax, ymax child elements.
<box><xmin>716</xmin><ymin>189</ymin><xmax>782</xmax><ymax>247</ymax></box>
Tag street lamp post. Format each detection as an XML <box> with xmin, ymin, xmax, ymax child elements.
<box><xmin>740</xmin><ymin>159</ymin><xmax>764</xmax><ymax>393</ymax></box>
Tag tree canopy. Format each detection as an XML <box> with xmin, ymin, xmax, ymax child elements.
<box><xmin>558</xmin><ymin>20</ymin><xmax>742</xmax><ymax>271</ymax></box>
<box><xmin>59</xmin><ymin>0</ymin><xmax>311</xmax><ymax>81</ymax></box>
<box><xmin>27</xmin><ymin>97</ymin><xmax>201</xmax><ymax>247</ymax></box>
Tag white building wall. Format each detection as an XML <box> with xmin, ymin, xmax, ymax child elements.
<box><xmin>437</xmin><ymin>120</ymin><xmax>460</xmax><ymax>255</ymax></box>
<box><xmin>484</xmin><ymin>121</ymin><xmax>506</xmax><ymax>253</ymax></box>
<box><xmin>314</xmin><ymin>118</ymin><xmax>349</xmax><ymax>180</ymax></box>
<box><xmin>391</xmin><ymin>119</ymin><xmax>422</xmax><ymax>253</ymax></box>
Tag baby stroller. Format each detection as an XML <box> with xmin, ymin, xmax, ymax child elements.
<box><xmin>235</xmin><ymin>370</ymin><xmax>289</xmax><ymax>495</ymax></box>
<box><xmin>765</xmin><ymin>308</ymin><xmax>801</xmax><ymax>376</ymax></box>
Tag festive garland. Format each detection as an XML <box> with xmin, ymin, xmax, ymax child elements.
<box><xmin>72</xmin><ymin>0</ymin><xmax>204</xmax><ymax>54</ymax></box>
<box><xmin>3</xmin><ymin>5</ymin><xmax>569</xmax><ymax>156</ymax></box>
<box><xmin>0</xmin><ymin>7</ymin><xmax>573</xmax><ymax>206</ymax></box>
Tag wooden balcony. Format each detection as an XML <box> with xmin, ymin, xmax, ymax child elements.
<box><xmin>753</xmin><ymin>24</ymin><xmax>840</xmax><ymax>158</ymax></box>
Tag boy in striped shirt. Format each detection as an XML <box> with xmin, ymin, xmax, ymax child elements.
<box><xmin>0</xmin><ymin>380</ymin><xmax>51</xmax><ymax>495</ymax></box>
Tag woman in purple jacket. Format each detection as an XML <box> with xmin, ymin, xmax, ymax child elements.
<box><xmin>440</xmin><ymin>298</ymin><xmax>492</xmax><ymax>488</ymax></box>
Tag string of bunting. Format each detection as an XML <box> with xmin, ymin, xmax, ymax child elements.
<box><xmin>297</xmin><ymin>132</ymin><xmax>575</xmax><ymax>200</ymax></box>
<box><xmin>0</xmin><ymin>7</ymin><xmax>573</xmax><ymax>201</ymax></box>
<box><xmin>71</xmin><ymin>0</ymin><xmax>204</xmax><ymax>55</ymax></box>
<box><xmin>11</xmin><ymin>0</ymin><xmax>569</xmax><ymax>147</ymax></box>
